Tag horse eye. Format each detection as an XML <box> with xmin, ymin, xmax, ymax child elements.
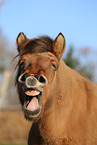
<box><xmin>51</xmin><ymin>63</ymin><xmax>57</xmax><ymax>70</ymax></box>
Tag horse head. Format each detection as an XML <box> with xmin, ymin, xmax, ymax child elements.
<box><xmin>16</xmin><ymin>32</ymin><xmax>66</xmax><ymax>121</ymax></box>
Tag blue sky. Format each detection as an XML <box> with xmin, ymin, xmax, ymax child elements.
<box><xmin>0</xmin><ymin>0</ymin><xmax>97</xmax><ymax>50</ymax></box>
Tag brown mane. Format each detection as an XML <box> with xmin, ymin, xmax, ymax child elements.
<box><xmin>17</xmin><ymin>36</ymin><xmax>53</xmax><ymax>56</ymax></box>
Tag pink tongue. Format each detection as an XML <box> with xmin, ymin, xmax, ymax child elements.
<box><xmin>27</xmin><ymin>97</ymin><xmax>38</xmax><ymax>111</ymax></box>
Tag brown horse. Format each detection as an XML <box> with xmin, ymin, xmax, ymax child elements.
<box><xmin>16</xmin><ymin>32</ymin><xmax>97</xmax><ymax>145</ymax></box>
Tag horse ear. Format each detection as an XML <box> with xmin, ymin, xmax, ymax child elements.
<box><xmin>53</xmin><ymin>33</ymin><xmax>66</xmax><ymax>59</ymax></box>
<box><xmin>16</xmin><ymin>32</ymin><xmax>27</xmax><ymax>53</ymax></box>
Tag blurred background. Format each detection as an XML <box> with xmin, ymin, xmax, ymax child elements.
<box><xmin>0</xmin><ymin>0</ymin><xmax>97</xmax><ymax>144</ymax></box>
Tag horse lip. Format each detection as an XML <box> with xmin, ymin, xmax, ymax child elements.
<box><xmin>23</xmin><ymin>106</ymin><xmax>42</xmax><ymax>120</ymax></box>
<box><xmin>23</xmin><ymin>106</ymin><xmax>41</xmax><ymax>119</ymax></box>
<box><xmin>24</xmin><ymin>84</ymin><xmax>44</xmax><ymax>92</ymax></box>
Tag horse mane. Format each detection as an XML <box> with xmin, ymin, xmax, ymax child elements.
<box><xmin>18</xmin><ymin>36</ymin><xmax>53</xmax><ymax>56</ymax></box>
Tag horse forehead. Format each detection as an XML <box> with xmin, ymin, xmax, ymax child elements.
<box><xmin>22</xmin><ymin>52</ymin><xmax>56</xmax><ymax>64</ymax></box>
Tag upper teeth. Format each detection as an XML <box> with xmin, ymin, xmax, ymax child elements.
<box><xmin>25</xmin><ymin>90</ymin><xmax>40</xmax><ymax>96</ymax></box>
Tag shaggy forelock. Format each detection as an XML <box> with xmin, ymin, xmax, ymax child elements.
<box><xmin>19</xmin><ymin>36</ymin><xmax>53</xmax><ymax>56</ymax></box>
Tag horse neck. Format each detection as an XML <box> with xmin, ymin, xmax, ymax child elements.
<box><xmin>38</xmin><ymin>60</ymin><xmax>97</xmax><ymax>143</ymax></box>
<box><xmin>39</xmin><ymin>59</ymin><xmax>77</xmax><ymax>141</ymax></box>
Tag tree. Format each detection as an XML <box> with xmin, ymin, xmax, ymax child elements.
<box><xmin>64</xmin><ymin>45</ymin><xmax>80</xmax><ymax>70</ymax></box>
<box><xmin>63</xmin><ymin>45</ymin><xmax>94</xmax><ymax>81</ymax></box>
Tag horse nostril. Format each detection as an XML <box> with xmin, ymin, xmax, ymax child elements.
<box><xmin>21</xmin><ymin>74</ymin><xmax>26</xmax><ymax>82</ymax></box>
<box><xmin>38</xmin><ymin>74</ymin><xmax>48</xmax><ymax>85</ymax></box>
<box><xmin>18</xmin><ymin>73</ymin><xmax>27</xmax><ymax>83</ymax></box>
<box><xmin>39</xmin><ymin>75</ymin><xmax>46</xmax><ymax>83</ymax></box>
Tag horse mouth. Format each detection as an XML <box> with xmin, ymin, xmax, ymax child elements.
<box><xmin>23</xmin><ymin>89</ymin><xmax>42</xmax><ymax>120</ymax></box>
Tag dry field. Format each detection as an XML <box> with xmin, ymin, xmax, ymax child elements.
<box><xmin>0</xmin><ymin>109</ymin><xmax>32</xmax><ymax>144</ymax></box>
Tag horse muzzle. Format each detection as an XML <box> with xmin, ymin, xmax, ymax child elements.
<box><xmin>18</xmin><ymin>73</ymin><xmax>48</xmax><ymax>91</ymax></box>
<box><xmin>18</xmin><ymin>73</ymin><xmax>48</xmax><ymax>120</ymax></box>
<box><xmin>25</xmin><ymin>74</ymin><xmax>48</xmax><ymax>92</ymax></box>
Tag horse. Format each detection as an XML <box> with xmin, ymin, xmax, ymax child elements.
<box><xmin>15</xmin><ymin>32</ymin><xmax>97</xmax><ymax>145</ymax></box>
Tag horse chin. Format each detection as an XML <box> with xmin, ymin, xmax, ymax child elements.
<box><xmin>24</xmin><ymin>107</ymin><xmax>42</xmax><ymax>121</ymax></box>
<box><xmin>23</xmin><ymin>89</ymin><xmax>42</xmax><ymax>121</ymax></box>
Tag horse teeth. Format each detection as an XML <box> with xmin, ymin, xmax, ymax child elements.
<box><xmin>25</xmin><ymin>90</ymin><xmax>40</xmax><ymax>96</ymax></box>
